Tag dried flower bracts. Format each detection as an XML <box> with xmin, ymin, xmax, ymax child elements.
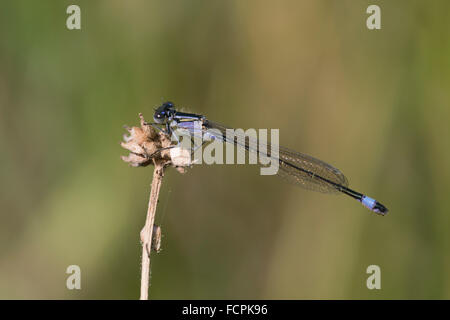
<box><xmin>121</xmin><ymin>113</ymin><xmax>191</xmax><ymax>172</ymax></box>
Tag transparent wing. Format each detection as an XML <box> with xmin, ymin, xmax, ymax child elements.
<box><xmin>204</xmin><ymin>120</ymin><xmax>349</xmax><ymax>194</ymax></box>
<box><xmin>275</xmin><ymin>145</ymin><xmax>348</xmax><ymax>193</ymax></box>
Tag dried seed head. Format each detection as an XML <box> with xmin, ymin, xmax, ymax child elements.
<box><xmin>121</xmin><ymin>113</ymin><xmax>191</xmax><ymax>172</ymax></box>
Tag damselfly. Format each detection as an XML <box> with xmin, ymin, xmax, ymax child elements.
<box><xmin>149</xmin><ymin>102</ymin><xmax>388</xmax><ymax>215</ymax></box>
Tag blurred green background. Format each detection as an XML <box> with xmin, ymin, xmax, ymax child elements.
<box><xmin>1</xmin><ymin>0</ymin><xmax>449</xmax><ymax>299</ymax></box>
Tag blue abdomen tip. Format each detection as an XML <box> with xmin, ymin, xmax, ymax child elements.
<box><xmin>361</xmin><ymin>196</ymin><xmax>388</xmax><ymax>215</ymax></box>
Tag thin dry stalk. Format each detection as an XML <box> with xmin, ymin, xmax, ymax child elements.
<box><xmin>140</xmin><ymin>162</ymin><xmax>164</xmax><ymax>300</ymax></box>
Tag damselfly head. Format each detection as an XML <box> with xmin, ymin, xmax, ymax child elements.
<box><xmin>153</xmin><ymin>101</ymin><xmax>176</xmax><ymax>123</ymax></box>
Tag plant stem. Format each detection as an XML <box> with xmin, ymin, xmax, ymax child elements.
<box><xmin>140</xmin><ymin>162</ymin><xmax>164</xmax><ymax>300</ymax></box>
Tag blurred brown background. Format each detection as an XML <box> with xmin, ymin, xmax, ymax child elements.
<box><xmin>0</xmin><ymin>0</ymin><xmax>449</xmax><ymax>299</ymax></box>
